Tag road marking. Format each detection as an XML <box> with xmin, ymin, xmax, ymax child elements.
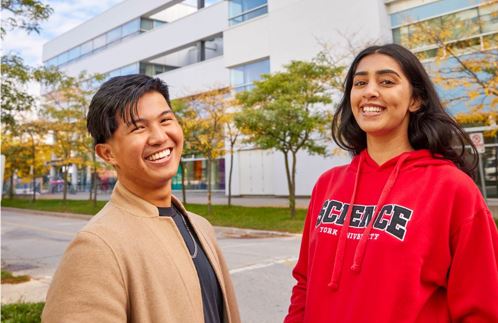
<box><xmin>2</xmin><ymin>221</ymin><xmax>76</xmax><ymax>237</ymax></box>
<box><xmin>229</xmin><ymin>256</ymin><xmax>298</xmax><ymax>274</ymax></box>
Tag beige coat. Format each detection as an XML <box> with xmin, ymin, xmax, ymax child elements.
<box><xmin>42</xmin><ymin>182</ymin><xmax>240</xmax><ymax>323</ymax></box>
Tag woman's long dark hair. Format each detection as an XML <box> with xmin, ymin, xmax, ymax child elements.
<box><xmin>331</xmin><ymin>43</ymin><xmax>478</xmax><ymax>177</ymax></box>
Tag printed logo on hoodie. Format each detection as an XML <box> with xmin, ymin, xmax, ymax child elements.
<box><xmin>315</xmin><ymin>199</ymin><xmax>413</xmax><ymax>241</ymax></box>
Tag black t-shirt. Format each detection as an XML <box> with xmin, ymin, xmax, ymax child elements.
<box><xmin>157</xmin><ymin>205</ymin><xmax>224</xmax><ymax>323</ymax></box>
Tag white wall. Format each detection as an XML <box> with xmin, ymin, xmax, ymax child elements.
<box><xmin>54</xmin><ymin>1</ymin><xmax>227</xmax><ymax>77</ymax></box>
<box><xmin>158</xmin><ymin>56</ymin><xmax>229</xmax><ymax>99</ymax></box>
<box><xmin>226</xmin><ymin>146</ymin><xmax>351</xmax><ymax>197</ymax></box>
<box><xmin>43</xmin><ymin>0</ymin><xmax>185</xmax><ymax>60</ymax></box>
<box><xmin>224</xmin><ymin>0</ymin><xmax>392</xmax><ymax>70</ymax></box>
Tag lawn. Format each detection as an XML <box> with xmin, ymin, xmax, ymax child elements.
<box><xmin>3</xmin><ymin>198</ymin><xmax>497</xmax><ymax>232</ymax></box>
<box><xmin>1</xmin><ymin>302</ymin><xmax>44</xmax><ymax>323</ymax></box>
<box><xmin>2</xmin><ymin>198</ymin><xmax>307</xmax><ymax>233</ymax></box>
<box><xmin>1</xmin><ymin>270</ymin><xmax>30</xmax><ymax>284</ymax></box>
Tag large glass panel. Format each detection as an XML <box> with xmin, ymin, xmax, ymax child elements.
<box><xmin>120</xmin><ymin>63</ymin><xmax>139</xmax><ymax>76</ymax></box>
<box><xmin>140</xmin><ymin>18</ymin><xmax>154</xmax><ymax>31</ymax></box>
<box><xmin>229</xmin><ymin>0</ymin><xmax>268</xmax><ymax>25</ymax></box>
<box><xmin>483</xmin><ymin>33</ymin><xmax>498</xmax><ymax>50</ymax></box>
<box><xmin>479</xmin><ymin>3</ymin><xmax>498</xmax><ymax>34</ymax></box>
<box><xmin>171</xmin><ymin>158</ymin><xmax>225</xmax><ymax>190</ymax></box>
<box><xmin>67</xmin><ymin>46</ymin><xmax>80</xmax><ymax>62</ymax></box>
<box><xmin>229</xmin><ymin>0</ymin><xmax>267</xmax><ymax>17</ymax></box>
<box><xmin>93</xmin><ymin>34</ymin><xmax>106</xmax><ymax>51</ymax></box>
<box><xmin>106</xmin><ymin>27</ymin><xmax>122</xmax><ymax>44</ymax></box>
<box><xmin>204</xmin><ymin>36</ymin><xmax>223</xmax><ymax>60</ymax></box>
<box><xmin>122</xmin><ymin>18</ymin><xmax>140</xmax><ymax>38</ymax></box>
<box><xmin>80</xmin><ymin>40</ymin><xmax>93</xmax><ymax>56</ymax></box>
<box><xmin>205</xmin><ymin>0</ymin><xmax>222</xmax><ymax>7</ymax></box>
<box><xmin>230</xmin><ymin>58</ymin><xmax>270</xmax><ymax>92</ymax></box>
<box><xmin>58</xmin><ymin>51</ymin><xmax>69</xmax><ymax>65</ymax></box>
<box><xmin>445</xmin><ymin>8</ymin><xmax>479</xmax><ymax>41</ymax></box>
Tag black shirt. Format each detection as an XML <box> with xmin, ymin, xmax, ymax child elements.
<box><xmin>157</xmin><ymin>206</ymin><xmax>224</xmax><ymax>323</ymax></box>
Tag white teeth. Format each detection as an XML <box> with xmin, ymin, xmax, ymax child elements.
<box><xmin>362</xmin><ymin>106</ymin><xmax>383</xmax><ymax>113</ymax></box>
<box><xmin>146</xmin><ymin>149</ymin><xmax>171</xmax><ymax>161</ymax></box>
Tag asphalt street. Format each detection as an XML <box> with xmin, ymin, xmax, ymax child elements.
<box><xmin>1</xmin><ymin>208</ymin><xmax>302</xmax><ymax>323</ymax></box>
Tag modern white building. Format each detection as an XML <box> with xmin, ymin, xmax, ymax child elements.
<box><xmin>42</xmin><ymin>0</ymin><xmax>497</xmax><ymax>197</ymax></box>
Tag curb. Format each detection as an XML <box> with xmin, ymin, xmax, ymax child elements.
<box><xmin>2</xmin><ymin>207</ymin><xmax>93</xmax><ymax>220</ymax></box>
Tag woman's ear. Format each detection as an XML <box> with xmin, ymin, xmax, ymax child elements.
<box><xmin>95</xmin><ymin>143</ymin><xmax>117</xmax><ymax>166</ymax></box>
<box><xmin>409</xmin><ymin>96</ymin><xmax>422</xmax><ymax>112</ymax></box>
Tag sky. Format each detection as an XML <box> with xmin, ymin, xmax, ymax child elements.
<box><xmin>3</xmin><ymin>0</ymin><xmax>123</xmax><ymax>67</ymax></box>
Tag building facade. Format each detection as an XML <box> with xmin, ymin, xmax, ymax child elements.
<box><xmin>43</xmin><ymin>0</ymin><xmax>497</xmax><ymax>197</ymax></box>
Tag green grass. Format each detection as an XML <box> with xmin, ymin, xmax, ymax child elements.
<box><xmin>1</xmin><ymin>270</ymin><xmax>30</xmax><ymax>284</ymax></box>
<box><xmin>1</xmin><ymin>302</ymin><xmax>44</xmax><ymax>323</ymax></box>
<box><xmin>187</xmin><ymin>204</ymin><xmax>306</xmax><ymax>233</ymax></box>
<box><xmin>2</xmin><ymin>198</ymin><xmax>106</xmax><ymax>216</ymax></box>
<box><xmin>4</xmin><ymin>198</ymin><xmax>496</xmax><ymax>232</ymax></box>
<box><xmin>2</xmin><ymin>198</ymin><xmax>306</xmax><ymax>233</ymax></box>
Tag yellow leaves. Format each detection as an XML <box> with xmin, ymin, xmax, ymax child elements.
<box><xmin>468</xmin><ymin>90</ymin><xmax>480</xmax><ymax>100</ymax></box>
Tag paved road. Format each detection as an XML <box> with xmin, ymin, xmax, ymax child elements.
<box><xmin>1</xmin><ymin>209</ymin><xmax>302</xmax><ymax>323</ymax></box>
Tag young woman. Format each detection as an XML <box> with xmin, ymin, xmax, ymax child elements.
<box><xmin>284</xmin><ymin>44</ymin><xmax>498</xmax><ymax>322</ymax></box>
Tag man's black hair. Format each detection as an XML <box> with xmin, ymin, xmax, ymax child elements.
<box><xmin>87</xmin><ymin>74</ymin><xmax>171</xmax><ymax>145</ymax></box>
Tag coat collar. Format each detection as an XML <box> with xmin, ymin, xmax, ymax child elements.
<box><xmin>110</xmin><ymin>181</ymin><xmax>186</xmax><ymax>217</ymax></box>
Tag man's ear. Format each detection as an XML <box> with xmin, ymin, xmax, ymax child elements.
<box><xmin>95</xmin><ymin>143</ymin><xmax>117</xmax><ymax>166</ymax></box>
<box><xmin>409</xmin><ymin>96</ymin><xmax>422</xmax><ymax>112</ymax></box>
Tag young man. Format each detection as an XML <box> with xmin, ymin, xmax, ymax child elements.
<box><xmin>42</xmin><ymin>75</ymin><xmax>241</xmax><ymax>323</ymax></box>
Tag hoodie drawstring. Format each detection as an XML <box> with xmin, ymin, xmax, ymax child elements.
<box><xmin>328</xmin><ymin>154</ymin><xmax>363</xmax><ymax>290</ymax></box>
<box><xmin>328</xmin><ymin>153</ymin><xmax>409</xmax><ymax>290</ymax></box>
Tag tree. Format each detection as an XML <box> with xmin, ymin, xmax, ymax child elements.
<box><xmin>1</xmin><ymin>121</ymin><xmax>51</xmax><ymax>200</ymax></box>
<box><xmin>225</xmin><ymin>108</ymin><xmax>241</xmax><ymax>207</ymax></box>
<box><xmin>171</xmin><ymin>98</ymin><xmax>197</xmax><ymax>205</ymax></box>
<box><xmin>1</xmin><ymin>0</ymin><xmax>55</xmax><ymax>128</ymax></box>
<box><xmin>42</xmin><ymin>73</ymin><xmax>98</xmax><ymax>201</ymax></box>
<box><xmin>19</xmin><ymin>120</ymin><xmax>51</xmax><ymax>201</ymax></box>
<box><xmin>1</xmin><ymin>0</ymin><xmax>53</xmax><ymax>38</ymax></box>
<box><xmin>0</xmin><ymin>55</ymin><xmax>35</xmax><ymax>128</ymax></box>
<box><xmin>184</xmin><ymin>88</ymin><xmax>229</xmax><ymax>214</ymax></box>
<box><xmin>235</xmin><ymin>60</ymin><xmax>341</xmax><ymax>218</ymax></box>
<box><xmin>401</xmin><ymin>0</ymin><xmax>497</xmax><ymax>111</ymax></box>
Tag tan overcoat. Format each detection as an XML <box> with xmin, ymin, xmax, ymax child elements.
<box><xmin>42</xmin><ymin>182</ymin><xmax>240</xmax><ymax>323</ymax></box>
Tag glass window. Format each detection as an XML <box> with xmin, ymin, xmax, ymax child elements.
<box><xmin>108</xmin><ymin>69</ymin><xmax>121</xmax><ymax>79</ymax></box>
<box><xmin>45</xmin><ymin>57</ymin><xmax>58</xmax><ymax>67</ymax></box>
<box><xmin>67</xmin><ymin>46</ymin><xmax>80</xmax><ymax>62</ymax></box>
<box><xmin>122</xmin><ymin>19</ymin><xmax>140</xmax><ymax>38</ymax></box>
<box><xmin>153</xmin><ymin>20</ymin><xmax>166</xmax><ymax>28</ymax></box>
<box><xmin>230</xmin><ymin>58</ymin><xmax>270</xmax><ymax>92</ymax></box>
<box><xmin>483</xmin><ymin>33</ymin><xmax>498</xmax><ymax>50</ymax></box>
<box><xmin>93</xmin><ymin>34</ymin><xmax>106</xmax><ymax>51</ymax></box>
<box><xmin>204</xmin><ymin>36</ymin><xmax>223</xmax><ymax>60</ymax></box>
<box><xmin>229</xmin><ymin>0</ymin><xmax>268</xmax><ymax>25</ymax></box>
<box><xmin>80</xmin><ymin>40</ymin><xmax>93</xmax><ymax>56</ymax></box>
<box><xmin>106</xmin><ymin>27</ymin><xmax>122</xmax><ymax>44</ymax></box>
<box><xmin>141</xmin><ymin>18</ymin><xmax>154</xmax><ymax>31</ymax></box>
<box><xmin>120</xmin><ymin>63</ymin><xmax>139</xmax><ymax>76</ymax></box>
<box><xmin>205</xmin><ymin>0</ymin><xmax>222</xmax><ymax>7</ymax></box>
<box><xmin>58</xmin><ymin>51</ymin><xmax>69</xmax><ymax>65</ymax></box>
<box><xmin>444</xmin><ymin>8</ymin><xmax>479</xmax><ymax>41</ymax></box>
<box><xmin>479</xmin><ymin>3</ymin><xmax>498</xmax><ymax>34</ymax></box>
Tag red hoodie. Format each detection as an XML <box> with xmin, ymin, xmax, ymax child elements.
<box><xmin>285</xmin><ymin>149</ymin><xmax>498</xmax><ymax>323</ymax></box>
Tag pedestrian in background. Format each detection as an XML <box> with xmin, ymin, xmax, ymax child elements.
<box><xmin>42</xmin><ymin>75</ymin><xmax>240</xmax><ymax>323</ymax></box>
<box><xmin>285</xmin><ymin>43</ymin><xmax>498</xmax><ymax>322</ymax></box>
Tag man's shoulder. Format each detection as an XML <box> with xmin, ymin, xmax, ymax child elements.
<box><xmin>81</xmin><ymin>201</ymin><xmax>138</xmax><ymax>239</ymax></box>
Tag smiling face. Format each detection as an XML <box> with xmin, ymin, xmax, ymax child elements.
<box><xmin>350</xmin><ymin>53</ymin><xmax>420</xmax><ymax>144</ymax></box>
<box><xmin>96</xmin><ymin>91</ymin><xmax>183</xmax><ymax>202</ymax></box>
